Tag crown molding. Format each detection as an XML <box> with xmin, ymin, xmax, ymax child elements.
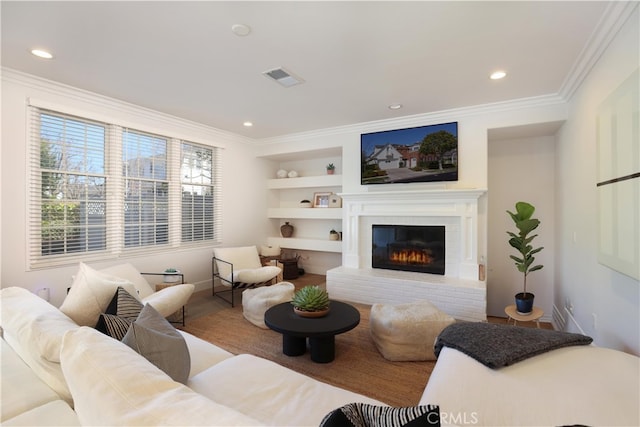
<box><xmin>559</xmin><ymin>1</ymin><xmax>639</xmax><ymax>101</ymax></box>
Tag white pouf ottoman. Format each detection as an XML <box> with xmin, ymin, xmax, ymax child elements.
<box><xmin>242</xmin><ymin>282</ymin><xmax>295</xmax><ymax>328</ymax></box>
<box><xmin>370</xmin><ymin>300</ymin><xmax>455</xmax><ymax>361</ymax></box>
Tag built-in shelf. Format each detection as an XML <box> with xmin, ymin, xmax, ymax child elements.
<box><xmin>268</xmin><ymin>208</ymin><xmax>342</xmax><ymax>219</ymax></box>
<box><xmin>267</xmin><ymin>237</ymin><xmax>342</xmax><ymax>253</ymax></box>
<box><xmin>267</xmin><ymin>174</ymin><xmax>342</xmax><ymax>189</ymax></box>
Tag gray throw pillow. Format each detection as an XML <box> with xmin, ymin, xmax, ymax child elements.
<box><xmin>122</xmin><ymin>304</ymin><xmax>190</xmax><ymax>384</ymax></box>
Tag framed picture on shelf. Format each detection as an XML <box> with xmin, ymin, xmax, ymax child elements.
<box><xmin>328</xmin><ymin>194</ymin><xmax>342</xmax><ymax>208</ymax></box>
<box><xmin>313</xmin><ymin>192</ymin><xmax>332</xmax><ymax>208</ymax></box>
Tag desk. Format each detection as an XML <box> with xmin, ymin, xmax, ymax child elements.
<box><xmin>504</xmin><ymin>305</ymin><xmax>543</xmax><ymax>328</ymax></box>
<box><xmin>264</xmin><ymin>301</ymin><xmax>360</xmax><ymax>363</ymax></box>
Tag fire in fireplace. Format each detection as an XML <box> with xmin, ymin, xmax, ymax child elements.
<box><xmin>372</xmin><ymin>225</ymin><xmax>445</xmax><ymax>275</ymax></box>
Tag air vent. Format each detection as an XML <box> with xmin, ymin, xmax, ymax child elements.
<box><xmin>262</xmin><ymin>67</ymin><xmax>304</xmax><ymax>88</ymax></box>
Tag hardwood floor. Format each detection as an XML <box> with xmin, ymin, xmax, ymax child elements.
<box><xmin>184</xmin><ymin>273</ymin><xmax>553</xmax><ymax>329</ymax></box>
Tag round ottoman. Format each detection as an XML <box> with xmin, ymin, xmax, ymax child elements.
<box><xmin>369</xmin><ymin>300</ymin><xmax>455</xmax><ymax>361</ymax></box>
<box><xmin>242</xmin><ymin>282</ymin><xmax>295</xmax><ymax>328</ymax></box>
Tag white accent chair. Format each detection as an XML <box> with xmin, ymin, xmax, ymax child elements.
<box><xmin>212</xmin><ymin>246</ymin><xmax>282</xmax><ymax>307</ymax></box>
<box><xmin>99</xmin><ymin>263</ymin><xmax>194</xmax><ymax>326</ymax></box>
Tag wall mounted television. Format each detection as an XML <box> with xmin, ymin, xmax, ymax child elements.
<box><xmin>361</xmin><ymin>121</ymin><xmax>458</xmax><ymax>185</ymax></box>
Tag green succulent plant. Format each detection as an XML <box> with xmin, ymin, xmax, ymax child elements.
<box><xmin>164</xmin><ymin>268</ymin><xmax>178</xmax><ymax>273</ymax></box>
<box><xmin>291</xmin><ymin>285</ymin><xmax>330</xmax><ymax>312</ymax></box>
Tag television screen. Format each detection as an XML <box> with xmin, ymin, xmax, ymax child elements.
<box><xmin>361</xmin><ymin>122</ymin><xmax>458</xmax><ymax>185</ymax></box>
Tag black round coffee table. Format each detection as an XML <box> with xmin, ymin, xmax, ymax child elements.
<box><xmin>264</xmin><ymin>300</ymin><xmax>360</xmax><ymax>363</ymax></box>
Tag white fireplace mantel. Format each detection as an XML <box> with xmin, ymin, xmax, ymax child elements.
<box><xmin>327</xmin><ymin>188</ymin><xmax>487</xmax><ymax>321</ymax></box>
<box><xmin>338</xmin><ymin>188</ymin><xmax>486</xmax><ymax>280</ymax></box>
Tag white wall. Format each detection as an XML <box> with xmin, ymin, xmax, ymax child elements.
<box><xmin>487</xmin><ymin>136</ymin><xmax>556</xmax><ymax>320</ymax></box>
<box><xmin>0</xmin><ymin>71</ymin><xmax>269</xmax><ymax>306</ymax></box>
<box><xmin>554</xmin><ymin>8</ymin><xmax>639</xmax><ymax>354</ymax></box>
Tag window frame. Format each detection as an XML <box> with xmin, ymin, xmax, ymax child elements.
<box><xmin>28</xmin><ymin>105</ymin><xmax>222</xmax><ymax>269</ymax></box>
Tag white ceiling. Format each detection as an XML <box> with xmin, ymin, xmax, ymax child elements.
<box><xmin>1</xmin><ymin>1</ymin><xmax>611</xmax><ymax>140</ymax></box>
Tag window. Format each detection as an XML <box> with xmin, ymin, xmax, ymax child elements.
<box><xmin>122</xmin><ymin>129</ymin><xmax>169</xmax><ymax>248</ymax></box>
<box><xmin>29</xmin><ymin>106</ymin><xmax>221</xmax><ymax>268</ymax></box>
<box><xmin>180</xmin><ymin>142</ymin><xmax>220</xmax><ymax>242</ymax></box>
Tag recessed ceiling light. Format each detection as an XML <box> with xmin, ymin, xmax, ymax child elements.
<box><xmin>231</xmin><ymin>24</ymin><xmax>251</xmax><ymax>37</ymax></box>
<box><xmin>243</xmin><ymin>121</ymin><xmax>253</xmax><ymax>127</ymax></box>
<box><xmin>490</xmin><ymin>70</ymin><xmax>507</xmax><ymax>80</ymax></box>
<box><xmin>31</xmin><ymin>49</ymin><xmax>53</xmax><ymax>59</ymax></box>
<box><xmin>388</xmin><ymin>104</ymin><xmax>403</xmax><ymax>110</ymax></box>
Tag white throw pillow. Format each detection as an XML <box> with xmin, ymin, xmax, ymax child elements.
<box><xmin>60</xmin><ymin>263</ymin><xmax>139</xmax><ymax>327</ymax></box>
<box><xmin>61</xmin><ymin>327</ymin><xmax>261</xmax><ymax>426</ymax></box>
<box><xmin>99</xmin><ymin>263</ymin><xmax>155</xmax><ymax>299</ymax></box>
<box><xmin>233</xmin><ymin>266</ymin><xmax>281</xmax><ymax>284</ymax></box>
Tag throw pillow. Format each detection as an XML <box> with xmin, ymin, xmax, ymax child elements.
<box><xmin>95</xmin><ymin>313</ymin><xmax>132</xmax><ymax>341</ymax></box>
<box><xmin>320</xmin><ymin>403</ymin><xmax>440</xmax><ymax>427</ymax></box>
<box><xmin>60</xmin><ymin>262</ymin><xmax>139</xmax><ymax>327</ymax></box>
<box><xmin>122</xmin><ymin>304</ymin><xmax>190</xmax><ymax>384</ymax></box>
<box><xmin>105</xmin><ymin>286</ymin><xmax>144</xmax><ymax>320</ymax></box>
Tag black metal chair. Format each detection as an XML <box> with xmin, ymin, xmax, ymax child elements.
<box><xmin>212</xmin><ymin>246</ymin><xmax>282</xmax><ymax>307</ymax></box>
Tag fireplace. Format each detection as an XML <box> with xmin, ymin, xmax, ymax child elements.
<box><xmin>372</xmin><ymin>225</ymin><xmax>445</xmax><ymax>275</ymax></box>
<box><xmin>326</xmin><ymin>189</ymin><xmax>487</xmax><ymax>322</ymax></box>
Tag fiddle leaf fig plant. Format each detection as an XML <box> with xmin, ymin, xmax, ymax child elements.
<box><xmin>506</xmin><ymin>201</ymin><xmax>544</xmax><ymax>296</ymax></box>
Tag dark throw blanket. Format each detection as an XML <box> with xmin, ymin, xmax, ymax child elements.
<box><xmin>434</xmin><ymin>322</ymin><xmax>592</xmax><ymax>369</ymax></box>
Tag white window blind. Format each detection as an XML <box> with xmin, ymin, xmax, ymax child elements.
<box><xmin>180</xmin><ymin>142</ymin><xmax>221</xmax><ymax>243</ymax></box>
<box><xmin>29</xmin><ymin>108</ymin><xmax>110</xmax><ymax>265</ymax></box>
<box><xmin>28</xmin><ymin>106</ymin><xmax>221</xmax><ymax>268</ymax></box>
<box><xmin>122</xmin><ymin>129</ymin><xmax>169</xmax><ymax>248</ymax></box>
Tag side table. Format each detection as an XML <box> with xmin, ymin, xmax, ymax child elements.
<box><xmin>504</xmin><ymin>305</ymin><xmax>543</xmax><ymax>328</ymax></box>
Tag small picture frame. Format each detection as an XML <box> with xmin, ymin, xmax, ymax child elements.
<box><xmin>313</xmin><ymin>192</ymin><xmax>332</xmax><ymax>208</ymax></box>
<box><xmin>328</xmin><ymin>194</ymin><xmax>342</xmax><ymax>208</ymax></box>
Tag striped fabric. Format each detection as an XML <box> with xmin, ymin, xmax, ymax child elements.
<box><xmin>96</xmin><ymin>286</ymin><xmax>143</xmax><ymax>340</ymax></box>
<box><xmin>320</xmin><ymin>403</ymin><xmax>440</xmax><ymax>427</ymax></box>
<box><xmin>96</xmin><ymin>314</ymin><xmax>132</xmax><ymax>340</ymax></box>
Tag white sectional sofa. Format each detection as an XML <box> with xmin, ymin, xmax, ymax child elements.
<box><xmin>0</xmin><ymin>287</ymin><xmax>383</xmax><ymax>426</ymax></box>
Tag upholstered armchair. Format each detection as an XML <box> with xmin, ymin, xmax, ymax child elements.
<box><xmin>99</xmin><ymin>263</ymin><xmax>194</xmax><ymax>326</ymax></box>
<box><xmin>212</xmin><ymin>246</ymin><xmax>282</xmax><ymax>307</ymax></box>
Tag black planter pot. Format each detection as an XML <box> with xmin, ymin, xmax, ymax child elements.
<box><xmin>515</xmin><ymin>292</ymin><xmax>535</xmax><ymax>315</ymax></box>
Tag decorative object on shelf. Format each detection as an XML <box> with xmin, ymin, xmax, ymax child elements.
<box><xmin>326</xmin><ymin>163</ymin><xmax>336</xmax><ymax>175</ymax></box>
<box><xmin>313</xmin><ymin>192</ymin><xmax>332</xmax><ymax>208</ymax></box>
<box><xmin>299</xmin><ymin>199</ymin><xmax>312</xmax><ymax>208</ymax></box>
<box><xmin>507</xmin><ymin>201</ymin><xmax>544</xmax><ymax>315</ymax></box>
<box><xmin>280</xmin><ymin>221</ymin><xmax>294</xmax><ymax>238</ymax></box>
<box><xmin>291</xmin><ymin>285</ymin><xmax>330</xmax><ymax>318</ymax></box>
<box><xmin>163</xmin><ymin>268</ymin><xmax>182</xmax><ymax>283</ymax></box>
<box><xmin>328</xmin><ymin>194</ymin><xmax>342</xmax><ymax>208</ymax></box>
<box><xmin>329</xmin><ymin>229</ymin><xmax>340</xmax><ymax>241</ymax></box>
<box><xmin>276</xmin><ymin>169</ymin><xmax>288</xmax><ymax>179</ymax></box>
<box><xmin>287</xmin><ymin>170</ymin><xmax>298</xmax><ymax>178</ymax></box>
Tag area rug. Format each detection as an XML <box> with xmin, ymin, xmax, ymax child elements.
<box><xmin>181</xmin><ymin>302</ymin><xmax>435</xmax><ymax>407</ymax></box>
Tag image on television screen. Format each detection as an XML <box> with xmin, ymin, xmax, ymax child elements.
<box><xmin>361</xmin><ymin>122</ymin><xmax>458</xmax><ymax>185</ymax></box>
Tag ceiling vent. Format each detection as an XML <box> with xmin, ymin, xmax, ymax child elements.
<box><xmin>262</xmin><ymin>67</ymin><xmax>304</xmax><ymax>88</ymax></box>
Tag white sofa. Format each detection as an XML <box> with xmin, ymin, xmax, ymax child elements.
<box><xmin>0</xmin><ymin>287</ymin><xmax>384</xmax><ymax>426</ymax></box>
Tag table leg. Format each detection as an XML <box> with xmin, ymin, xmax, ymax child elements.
<box><xmin>282</xmin><ymin>335</ymin><xmax>306</xmax><ymax>356</ymax></box>
<box><xmin>309</xmin><ymin>335</ymin><xmax>335</xmax><ymax>363</ymax></box>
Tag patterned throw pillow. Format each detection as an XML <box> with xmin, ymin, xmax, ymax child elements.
<box><xmin>122</xmin><ymin>304</ymin><xmax>191</xmax><ymax>384</ymax></box>
<box><xmin>320</xmin><ymin>403</ymin><xmax>440</xmax><ymax>427</ymax></box>
<box><xmin>96</xmin><ymin>286</ymin><xmax>144</xmax><ymax>340</ymax></box>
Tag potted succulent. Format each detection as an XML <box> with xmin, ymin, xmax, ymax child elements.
<box><xmin>299</xmin><ymin>199</ymin><xmax>312</xmax><ymax>208</ymax></box>
<box><xmin>291</xmin><ymin>285</ymin><xmax>330</xmax><ymax>317</ymax></box>
<box><xmin>506</xmin><ymin>201</ymin><xmax>544</xmax><ymax>314</ymax></box>
<box><xmin>163</xmin><ymin>268</ymin><xmax>181</xmax><ymax>283</ymax></box>
<box><xmin>326</xmin><ymin>163</ymin><xmax>336</xmax><ymax>175</ymax></box>
<box><xmin>329</xmin><ymin>229</ymin><xmax>340</xmax><ymax>240</ymax></box>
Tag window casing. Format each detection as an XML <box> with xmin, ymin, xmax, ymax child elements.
<box><xmin>29</xmin><ymin>107</ymin><xmax>221</xmax><ymax>268</ymax></box>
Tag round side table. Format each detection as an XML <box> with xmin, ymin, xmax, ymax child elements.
<box><xmin>504</xmin><ymin>305</ymin><xmax>543</xmax><ymax>328</ymax></box>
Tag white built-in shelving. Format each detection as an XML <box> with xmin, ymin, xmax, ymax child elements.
<box><xmin>260</xmin><ymin>147</ymin><xmax>343</xmax><ymax>254</ymax></box>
